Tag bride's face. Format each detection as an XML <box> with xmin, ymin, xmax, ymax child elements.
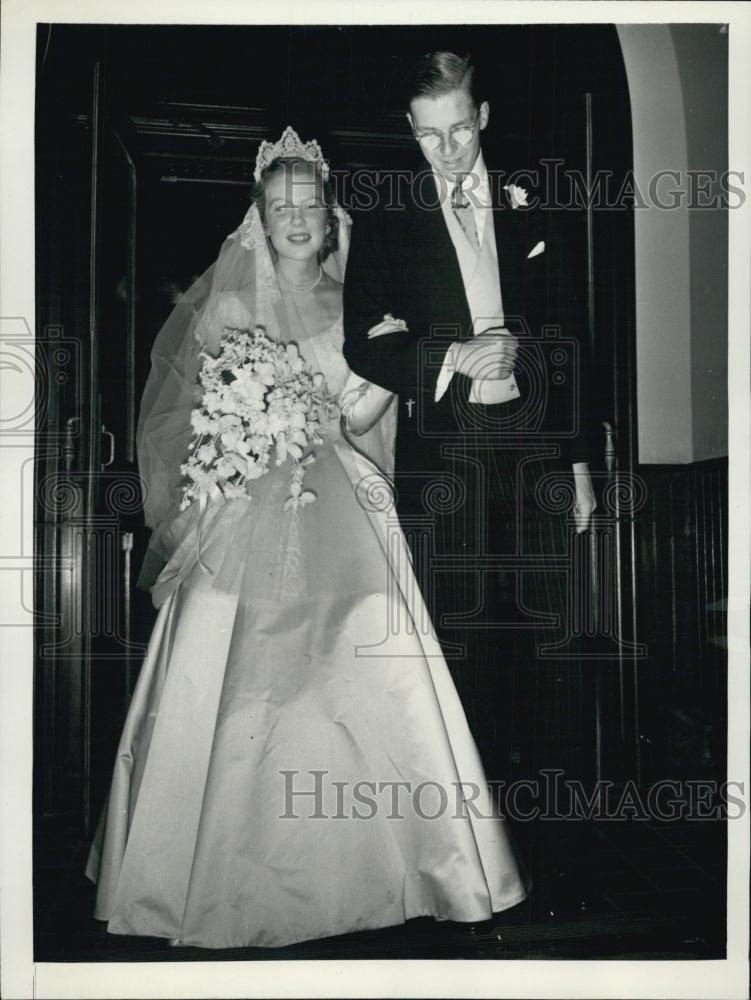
<box><xmin>263</xmin><ymin>167</ymin><xmax>327</xmax><ymax>264</ymax></box>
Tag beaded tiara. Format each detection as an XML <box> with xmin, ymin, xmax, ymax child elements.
<box><xmin>253</xmin><ymin>125</ymin><xmax>329</xmax><ymax>182</ymax></box>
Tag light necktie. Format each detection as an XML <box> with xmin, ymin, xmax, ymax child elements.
<box><xmin>451</xmin><ymin>186</ymin><xmax>480</xmax><ymax>254</ymax></box>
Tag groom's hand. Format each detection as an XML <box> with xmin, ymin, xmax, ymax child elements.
<box><xmin>454</xmin><ymin>329</ymin><xmax>519</xmax><ymax>381</ymax></box>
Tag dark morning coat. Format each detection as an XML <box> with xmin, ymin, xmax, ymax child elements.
<box><xmin>342</xmin><ymin>161</ymin><xmax>602</xmax><ymax>755</ymax></box>
<box><xmin>343</xmin><ymin>162</ymin><xmax>599</xmax><ymax>509</ymax></box>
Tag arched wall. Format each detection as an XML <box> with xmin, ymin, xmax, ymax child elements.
<box><xmin>617</xmin><ymin>24</ymin><xmax>728</xmax><ymax>464</ymax></box>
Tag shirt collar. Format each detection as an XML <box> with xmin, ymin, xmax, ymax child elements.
<box><xmin>433</xmin><ymin>151</ymin><xmax>490</xmax><ymax>206</ymax></box>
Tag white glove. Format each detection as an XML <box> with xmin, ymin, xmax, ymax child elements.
<box><xmin>339</xmin><ymin>373</ymin><xmax>395</xmax><ymax>436</ymax></box>
<box><xmin>572</xmin><ymin>462</ymin><xmax>597</xmax><ymax>533</ymax></box>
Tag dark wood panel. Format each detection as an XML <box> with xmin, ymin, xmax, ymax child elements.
<box><xmin>35</xmin><ymin>36</ymin><xmax>97</xmax><ymax>822</ymax></box>
<box><xmin>633</xmin><ymin>460</ymin><xmax>728</xmax><ymax>784</ymax></box>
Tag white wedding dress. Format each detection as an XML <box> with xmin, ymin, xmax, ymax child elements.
<box><xmin>85</xmin><ymin>315</ymin><xmax>527</xmax><ymax>949</ymax></box>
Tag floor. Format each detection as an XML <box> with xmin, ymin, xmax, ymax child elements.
<box><xmin>34</xmin><ymin>813</ymin><xmax>726</xmax><ymax>962</ymax></box>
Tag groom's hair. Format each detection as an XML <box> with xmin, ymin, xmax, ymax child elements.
<box><xmin>405</xmin><ymin>51</ymin><xmax>480</xmax><ymax>108</ymax></box>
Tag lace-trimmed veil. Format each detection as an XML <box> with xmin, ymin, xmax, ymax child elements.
<box><xmin>136</xmin><ymin>128</ymin><xmax>393</xmax><ymax>582</ymax></box>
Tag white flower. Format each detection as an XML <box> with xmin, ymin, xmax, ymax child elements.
<box><xmin>218</xmin><ymin>413</ymin><xmax>241</xmax><ymax>431</ymax></box>
<box><xmin>203</xmin><ymin>390</ymin><xmax>224</xmax><ymax>414</ymax></box>
<box><xmin>245</xmin><ymin>458</ymin><xmax>265</xmax><ymax>480</ymax></box>
<box><xmin>227</xmin><ymin>453</ymin><xmax>248</xmax><ymax>475</ymax></box>
<box><xmin>196</xmin><ymin>444</ymin><xmax>215</xmax><ymax>464</ymax></box>
<box><xmin>255</xmin><ymin>361</ymin><xmax>276</xmax><ymax>385</ymax></box>
<box><xmin>188</xmin><ymin>467</ymin><xmax>217</xmax><ymax>490</ymax></box>
<box><xmin>231</xmin><ymin>369</ymin><xmax>265</xmax><ymax>399</ymax></box>
<box><xmin>284</xmin><ymin>489</ymin><xmax>316</xmax><ymax>512</ymax></box>
<box><xmin>215</xmin><ymin>456</ymin><xmax>237</xmax><ymax>480</ymax></box>
<box><xmin>267</xmin><ymin>412</ymin><xmax>284</xmax><ymax>435</ymax></box>
<box><xmin>191</xmin><ymin>411</ymin><xmax>214</xmax><ymax>435</ymax></box>
<box><xmin>246</xmin><ymin>395</ymin><xmax>266</xmax><ymax>413</ymax></box>
<box><xmin>503</xmin><ymin>183</ymin><xmax>529</xmax><ymax>209</ymax></box>
<box><xmin>220</xmin><ymin>430</ymin><xmax>241</xmax><ymax>451</ymax></box>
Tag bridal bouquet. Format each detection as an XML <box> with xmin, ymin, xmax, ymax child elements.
<box><xmin>180</xmin><ymin>326</ymin><xmax>333</xmax><ymax>513</ymax></box>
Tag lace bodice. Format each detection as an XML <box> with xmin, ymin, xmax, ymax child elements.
<box><xmin>298</xmin><ymin>315</ymin><xmax>349</xmax><ymax>401</ymax></box>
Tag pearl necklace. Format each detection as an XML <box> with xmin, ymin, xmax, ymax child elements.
<box><xmin>277</xmin><ymin>266</ymin><xmax>323</xmax><ymax>295</ymax></box>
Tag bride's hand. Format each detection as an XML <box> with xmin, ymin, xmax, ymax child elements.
<box><xmin>340</xmin><ymin>377</ymin><xmax>395</xmax><ymax>436</ymax></box>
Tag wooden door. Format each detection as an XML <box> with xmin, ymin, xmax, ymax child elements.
<box><xmin>35</xmin><ymin>54</ymin><xmax>147</xmax><ymax>835</ymax></box>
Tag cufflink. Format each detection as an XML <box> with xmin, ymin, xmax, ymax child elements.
<box><xmin>527</xmin><ymin>241</ymin><xmax>545</xmax><ymax>259</ymax></box>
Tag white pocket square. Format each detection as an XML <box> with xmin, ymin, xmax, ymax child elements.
<box><xmin>527</xmin><ymin>241</ymin><xmax>545</xmax><ymax>259</ymax></box>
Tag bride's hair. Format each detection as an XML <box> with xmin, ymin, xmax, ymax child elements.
<box><xmin>250</xmin><ymin>156</ymin><xmax>339</xmax><ymax>261</ymax></box>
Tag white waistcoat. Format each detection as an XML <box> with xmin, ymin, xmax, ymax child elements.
<box><xmin>442</xmin><ymin>203</ymin><xmax>520</xmax><ymax>404</ymax></box>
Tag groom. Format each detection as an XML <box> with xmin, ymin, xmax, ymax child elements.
<box><xmin>343</xmin><ymin>51</ymin><xmax>599</xmax><ymax>775</ymax></box>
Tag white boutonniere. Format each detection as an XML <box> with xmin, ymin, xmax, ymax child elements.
<box><xmin>503</xmin><ymin>184</ymin><xmax>529</xmax><ymax>209</ymax></box>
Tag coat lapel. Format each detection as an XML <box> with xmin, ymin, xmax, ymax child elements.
<box><xmin>407</xmin><ymin>167</ymin><xmax>546</xmax><ymax>339</ymax></box>
<box><xmin>492</xmin><ymin>182</ymin><xmax>532</xmax><ymax>326</ymax></box>
<box><xmin>408</xmin><ymin>172</ymin><xmax>474</xmax><ymax>339</ymax></box>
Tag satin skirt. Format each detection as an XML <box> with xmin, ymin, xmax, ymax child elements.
<box><xmin>85</xmin><ymin>434</ymin><xmax>528</xmax><ymax>949</ymax></box>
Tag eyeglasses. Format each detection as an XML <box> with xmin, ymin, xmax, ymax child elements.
<box><xmin>414</xmin><ymin>112</ymin><xmax>480</xmax><ymax>153</ymax></box>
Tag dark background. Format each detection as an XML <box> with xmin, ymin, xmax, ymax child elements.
<box><xmin>34</xmin><ymin>22</ymin><xmax>727</xmax><ymax>961</ymax></box>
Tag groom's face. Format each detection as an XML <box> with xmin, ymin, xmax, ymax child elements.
<box><xmin>407</xmin><ymin>88</ymin><xmax>489</xmax><ymax>184</ymax></box>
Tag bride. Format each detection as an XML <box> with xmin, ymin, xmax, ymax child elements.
<box><xmin>85</xmin><ymin>127</ymin><xmax>527</xmax><ymax>950</ymax></box>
